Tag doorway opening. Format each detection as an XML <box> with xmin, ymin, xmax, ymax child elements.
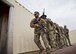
<box><xmin>0</xmin><ymin>0</ymin><xmax>10</xmax><ymax>54</ymax></box>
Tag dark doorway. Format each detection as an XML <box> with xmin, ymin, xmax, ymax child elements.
<box><xmin>0</xmin><ymin>1</ymin><xmax>10</xmax><ymax>54</ymax></box>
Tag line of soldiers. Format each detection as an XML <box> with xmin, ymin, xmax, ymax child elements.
<box><xmin>30</xmin><ymin>11</ymin><xmax>72</xmax><ymax>54</ymax></box>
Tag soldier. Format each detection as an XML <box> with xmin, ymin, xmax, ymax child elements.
<box><xmin>47</xmin><ymin>20</ymin><xmax>57</xmax><ymax>52</ymax></box>
<box><xmin>64</xmin><ymin>25</ymin><xmax>72</xmax><ymax>46</ymax></box>
<box><xmin>53</xmin><ymin>23</ymin><xmax>62</xmax><ymax>49</ymax></box>
<box><xmin>59</xmin><ymin>26</ymin><xmax>68</xmax><ymax>48</ymax></box>
<box><xmin>40</xmin><ymin>12</ymin><xmax>57</xmax><ymax>52</ymax></box>
<box><xmin>30</xmin><ymin>11</ymin><xmax>50</xmax><ymax>54</ymax></box>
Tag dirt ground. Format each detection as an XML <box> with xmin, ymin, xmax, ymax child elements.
<box><xmin>20</xmin><ymin>44</ymin><xmax>76</xmax><ymax>54</ymax></box>
<box><xmin>41</xmin><ymin>44</ymin><xmax>76</xmax><ymax>54</ymax></box>
<box><xmin>51</xmin><ymin>44</ymin><xmax>76</xmax><ymax>54</ymax></box>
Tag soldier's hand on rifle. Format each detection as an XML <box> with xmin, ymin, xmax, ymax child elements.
<box><xmin>34</xmin><ymin>24</ymin><xmax>40</xmax><ymax>28</ymax></box>
<box><xmin>44</xmin><ymin>27</ymin><xmax>47</xmax><ymax>33</ymax></box>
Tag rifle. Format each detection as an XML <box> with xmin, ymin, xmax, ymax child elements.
<box><xmin>40</xmin><ymin>8</ymin><xmax>47</xmax><ymax>19</ymax></box>
<box><xmin>34</xmin><ymin>17</ymin><xmax>47</xmax><ymax>33</ymax></box>
<box><xmin>34</xmin><ymin>18</ymin><xmax>46</xmax><ymax>33</ymax></box>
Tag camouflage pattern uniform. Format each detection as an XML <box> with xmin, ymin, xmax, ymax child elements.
<box><xmin>46</xmin><ymin>19</ymin><xmax>57</xmax><ymax>52</ymax></box>
<box><xmin>40</xmin><ymin>14</ymin><xmax>57</xmax><ymax>51</ymax></box>
<box><xmin>59</xmin><ymin>27</ymin><xmax>68</xmax><ymax>48</ymax></box>
<box><xmin>64</xmin><ymin>25</ymin><xmax>72</xmax><ymax>46</ymax></box>
<box><xmin>30</xmin><ymin>12</ymin><xmax>50</xmax><ymax>54</ymax></box>
<box><xmin>53</xmin><ymin>23</ymin><xmax>62</xmax><ymax>49</ymax></box>
<box><xmin>41</xmin><ymin>14</ymin><xmax>57</xmax><ymax>52</ymax></box>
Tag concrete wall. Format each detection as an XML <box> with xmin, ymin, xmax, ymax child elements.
<box><xmin>13</xmin><ymin>2</ymin><xmax>37</xmax><ymax>54</ymax></box>
<box><xmin>6</xmin><ymin>0</ymin><xmax>40</xmax><ymax>54</ymax></box>
<box><xmin>69</xmin><ymin>30</ymin><xmax>76</xmax><ymax>44</ymax></box>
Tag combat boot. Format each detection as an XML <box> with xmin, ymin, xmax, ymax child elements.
<box><xmin>46</xmin><ymin>48</ymin><xmax>51</xmax><ymax>54</ymax></box>
<box><xmin>39</xmin><ymin>48</ymin><xmax>45</xmax><ymax>54</ymax></box>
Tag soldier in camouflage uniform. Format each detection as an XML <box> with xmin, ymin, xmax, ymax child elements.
<box><xmin>45</xmin><ymin>18</ymin><xmax>57</xmax><ymax>52</ymax></box>
<box><xmin>46</xmin><ymin>19</ymin><xmax>57</xmax><ymax>52</ymax></box>
<box><xmin>64</xmin><ymin>25</ymin><xmax>72</xmax><ymax>46</ymax></box>
<box><xmin>59</xmin><ymin>27</ymin><xmax>64</xmax><ymax>49</ymax></box>
<box><xmin>30</xmin><ymin>11</ymin><xmax>50</xmax><ymax>54</ymax></box>
<box><xmin>53</xmin><ymin>23</ymin><xmax>62</xmax><ymax>49</ymax></box>
<box><xmin>47</xmin><ymin>19</ymin><xmax>57</xmax><ymax>51</ymax></box>
<box><xmin>40</xmin><ymin>14</ymin><xmax>57</xmax><ymax>52</ymax></box>
<box><xmin>59</xmin><ymin>27</ymin><xmax>67</xmax><ymax>48</ymax></box>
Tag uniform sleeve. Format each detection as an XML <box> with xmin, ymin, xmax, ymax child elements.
<box><xmin>41</xmin><ymin>19</ymin><xmax>47</xmax><ymax>29</ymax></box>
<box><xmin>30</xmin><ymin>19</ymin><xmax>35</xmax><ymax>28</ymax></box>
<box><xmin>47</xmin><ymin>18</ymin><xmax>53</xmax><ymax>26</ymax></box>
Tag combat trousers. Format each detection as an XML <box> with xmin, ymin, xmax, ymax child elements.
<box><xmin>48</xmin><ymin>30</ymin><xmax>57</xmax><ymax>51</ymax></box>
<box><xmin>34</xmin><ymin>31</ymin><xmax>50</xmax><ymax>53</ymax></box>
<box><xmin>60</xmin><ymin>34</ymin><xmax>68</xmax><ymax>48</ymax></box>
<box><xmin>65</xmin><ymin>34</ymin><xmax>71</xmax><ymax>46</ymax></box>
<box><xmin>55</xmin><ymin>33</ymin><xmax>62</xmax><ymax>49</ymax></box>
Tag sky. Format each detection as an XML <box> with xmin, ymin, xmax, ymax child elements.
<box><xmin>17</xmin><ymin>0</ymin><xmax>76</xmax><ymax>31</ymax></box>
